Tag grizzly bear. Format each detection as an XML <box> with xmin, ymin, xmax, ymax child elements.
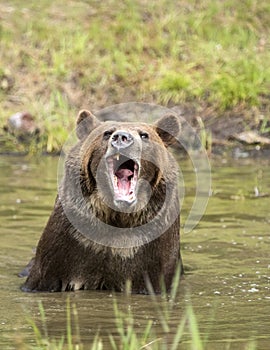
<box><xmin>21</xmin><ymin>110</ymin><xmax>183</xmax><ymax>293</ymax></box>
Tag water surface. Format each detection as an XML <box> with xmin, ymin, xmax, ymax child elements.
<box><xmin>0</xmin><ymin>155</ymin><xmax>269</xmax><ymax>349</ymax></box>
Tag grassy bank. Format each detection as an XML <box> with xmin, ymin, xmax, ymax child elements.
<box><xmin>1</xmin><ymin>0</ymin><xmax>270</xmax><ymax>153</ymax></box>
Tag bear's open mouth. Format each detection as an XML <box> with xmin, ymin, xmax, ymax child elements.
<box><xmin>107</xmin><ymin>154</ymin><xmax>139</xmax><ymax>203</ymax></box>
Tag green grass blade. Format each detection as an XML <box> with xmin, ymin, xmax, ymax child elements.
<box><xmin>171</xmin><ymin>313</ymin><xmax>187</xmax><ymax>350</ymax></box>
<box><xmin>66</xmin><ymin>297</ymin><xmax>72</xmax><ymax>350</ymax></box>
<box><xmin>187</xmin><ymin>305</ymin><xmax>204</xmax><ymax>350</ymax></box>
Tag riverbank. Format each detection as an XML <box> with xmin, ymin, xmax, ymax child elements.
<box><xmin>1</xmin><ymin>101</ymin><xmax>270</xmax><ymax>158</ymax></box>
<box><xmin>1</xmin><ymin>0</ymin><xmax>270</xmax><ymax>155</ymax></box>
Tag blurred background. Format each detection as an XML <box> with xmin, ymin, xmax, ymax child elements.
<box><xmin>0</xmin><ymin>0</ymin><xmax>270</xmax><ymax>154</ymax></box>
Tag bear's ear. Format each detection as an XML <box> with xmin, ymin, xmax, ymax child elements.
<box><xmin>76</xmin><ymin>109</ymin><xmax>101</xmax><ymax>140</ymax></box>
<box><xmin>154</xmin><ymin>114</ymin><xmax>181</xmax><ymax>147</ymax></box>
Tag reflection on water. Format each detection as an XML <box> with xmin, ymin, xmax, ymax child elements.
<box><xmin>0</xmin><ymin>155</ymin><xmax>269</xmax><ymax>349</ymax></box>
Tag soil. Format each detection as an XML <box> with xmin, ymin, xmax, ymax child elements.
<box><xmin>170</xmin><ymin>103</ymin><xmax>270</xmax><ymax>158</ymax></box>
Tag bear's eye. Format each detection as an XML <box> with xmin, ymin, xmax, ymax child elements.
<box><xmin>103</xmin><ymin>130</ymin><xmax>114</xmax><ymax>140</ymax></box>
<box><xmin>139</xmin><ymin>132</ymin><xmax>149</xmax><ymax>140</ymax></box>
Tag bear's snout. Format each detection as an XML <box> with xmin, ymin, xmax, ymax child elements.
<box><xmin>111</xmin><ymin>130</ymin><xmax>134</xmax><ymax>150</ymax></box>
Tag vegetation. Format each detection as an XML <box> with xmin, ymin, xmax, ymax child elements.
<box><xmin>18</xmin><ymin>267</ymin><xmax>258</xmax><ymax>350</ymax></box>
<box><xmin>24</xmin><ymin>299</ymin><xmax>204</xmax><ymax>350</ymax></box>
<box><xmin>0</xmin><ymin>0</ymin><xmax>270</xmax><ymax>153</ymax></box>
<box><xmin>21</xmin><ymin>296</ymin><xmax>258</xmax><ymax>350</ymax></box>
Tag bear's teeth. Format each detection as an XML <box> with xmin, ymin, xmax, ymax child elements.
<box><xmin>113</xmin><ymin>175</ymin><xmax>118</xmax><ymax>188</ymax></box>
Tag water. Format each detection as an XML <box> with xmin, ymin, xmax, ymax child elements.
<box><xmin>0</xmin><ymin>155</ymin><xmax>269</xmax><ymax>349</ymax></box>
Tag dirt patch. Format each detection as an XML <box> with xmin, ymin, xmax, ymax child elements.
<box><xmin>171</xmin><ymin>103</ymin><xmax>270</xmax><ymax>157</ymax></box>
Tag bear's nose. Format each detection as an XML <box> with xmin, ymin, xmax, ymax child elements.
<box><xmin>111</xmin><ymin>131</ymin><xmax>134</xmax><ymax>149</ymax></box>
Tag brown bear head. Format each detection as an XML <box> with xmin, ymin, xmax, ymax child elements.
<box><xmin>59</xmin><ymin>109</ymin><xmax>181</xmax><ymax>247</ymax></box>
<box><xmin>75</xmin><ymin>110</ymin><xmax>180</xmax><ymax>217</ymax></box>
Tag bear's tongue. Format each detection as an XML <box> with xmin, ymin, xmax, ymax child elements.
<box><xmin>115</xmin><ymin>168</ymin><xmax>133</xmax><ymax>195</ymax></box>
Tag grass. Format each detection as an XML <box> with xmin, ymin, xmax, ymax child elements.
<box><xmin>1</xmin><ymin>0</ymin><xmax>270</xmax><ymax>154</ymax></box>
<box><xmin>21</xmin><ymin>296</ymin><xmax>258</xmax><ymax>350</ymax></box>
<box><xmin>19</xmin><ymin>266</ymin><xmax>258</xmax><ymax>350</ymax></box>
<box><xmin>22</xmin><ymin>267</ymin><xmax>202</xmax><ymax>350</ymax></box>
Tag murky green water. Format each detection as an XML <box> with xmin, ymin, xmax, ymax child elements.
<box><xmin>0</xmin><ymin>155</ymin><xmax>269</xmax><ymax>349</ymax></box>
